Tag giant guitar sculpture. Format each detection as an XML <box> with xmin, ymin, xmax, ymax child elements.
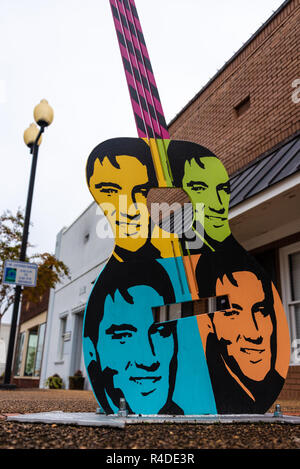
<box><xmin>83</xmin><ymin>0</ymin><xmax>290</xmax><ymax>415</ymax></box>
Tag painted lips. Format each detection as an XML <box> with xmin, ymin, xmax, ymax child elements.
<box><xmin>115</xmin><ymin>220</ymin><xmax>142</xmax><ymax>236</ymax></box>
<box><xmin>240</xmin><ymin>347</ymin><xmax>265</xmax><ymax>363</ymax></box>
<box><xmin>129</xmin><ymin>376</ymin><xmax>162</xmax><ymax>395</ymax></box>
<box><xmin>205</xmin><ymin>215</ymin><xmax>226</xmax><ymax>220</ymax></box>
<box><xmin>205</xmin><ymin>215</ymin><xmax>227</xmax><ymax>228</ymax></box>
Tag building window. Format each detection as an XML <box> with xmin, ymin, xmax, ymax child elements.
<box><xmin>24</xmin><ymin>328</ymin><xmax>38</xmax><ymax>376</ymax></box>
<box><xmin>280</xmin><ymin>242</ymin><xmax>300</xmax><ymax>365</ymax></box>
<box><xmin>34</xmin><ymin>323</ymin><xmax>46</xmax><ymax>377</ymax></box>
<box><xmin>58</xmin><ymin>316</ymin><xmax>67</xmax><ymax>361</ymax></box>
<box><xmin>288</xmin><ymin>251</ymin><xmax>300</xmax><ymax>360</ymax></box>
<box><xmin>234</xmin><ymin>95</ymin><xmax>250</xmax><ymax>117</ymax></box>
<box><xmin>14</xmin><ymin>332</ymin><xmax>25</xmax><ymax>376</ymax></box>
<box><xmin>24</xmin><ymin>323</ymin><xmax>46</xmax><ymax>377</ymax></box>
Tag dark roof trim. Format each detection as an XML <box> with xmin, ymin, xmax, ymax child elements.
<box><xmin>229</xmin><ymin>132</ymin><xmax>300</xmax><ymax>209</ymax></box>
<box><xmin>167</xmin><ymin>0</ymin><xmax>291</xmax><ymax>128</ymax></box>
<box><xmin>230</xmin><ymin>130</ymin><xmax>300</xmax><ymax>179</ymax></box>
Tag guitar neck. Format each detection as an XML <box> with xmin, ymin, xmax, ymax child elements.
<box><xmin>109</xmin><ymin>0</ymin><xmax>170</xmax><ymax>140</ymax></box>
<box><xmin>109</xmin><ymin>0</ymin><xmax>201</xmax><ymax>299</ymax></box>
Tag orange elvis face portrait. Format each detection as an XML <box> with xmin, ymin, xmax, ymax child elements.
<box><xmin>89</xmin><ymin>155</ymin><xmax>151</xmax><ymax>252</ymax></box>
<box><xmin>214</xmin><ymin>271</ymin><xmax>274</xmax><ymax>382</ymax></box>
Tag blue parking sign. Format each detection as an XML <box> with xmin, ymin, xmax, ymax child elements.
<box><xmin>3</xmin><ymin>260</ymin><xmax>38</xmax><ymax>287</ymax></box>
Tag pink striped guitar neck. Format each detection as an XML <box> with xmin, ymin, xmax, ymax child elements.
<box><xmin>109</xmin><ymin>0</ymin><xmax>170</xmax><ymax>140</ymax></box>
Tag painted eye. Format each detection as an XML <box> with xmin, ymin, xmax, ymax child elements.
<box><xmin>255</xmin><ymin>307</ymin><xmax>269</xmax><ymax>318</ymax></box>
<box><xmin>134</xmin><ymin>187</ymin><xmax>149</xmax><ymax>198</ymax></box>
<box><xmin>221</xmin><ymin>183</ymin><xmax>231</xmax><ymax>194</ymax></box>
<box><xmin>223</xmin><ymin>310</ymin><xmax>239</xmax><ymax>317</ymax></box>
<box><xmin>100</xmin><ymin>188</ymin><xmax>118</xmax><ymax>194</ymax></box>
<box><xmin>139</xmin><ymin>188</ymin><xmax>148</xmax><ymax>195</ymax></box>
<box><xmin>153</xmin><ymin>324</ymin><xmax>172</xmax><ymax>338</ymax></box>
<box><xmin>191</xmin><ymin>185</ymin><xmax>206</xmax><ymax>192</ymax></box>
<box><xmin>111</xmin><ymin>332</ymin><xmax>132</xmax><ymax>340</ymax></box>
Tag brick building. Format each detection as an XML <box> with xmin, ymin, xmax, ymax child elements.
<box><xmin>12</xmin><ymin>289</ymin><xmax>49</xmax><ymax>388</ymax></box>
<box><xmin>169</xmin><ymin>0</ymin><xmax>299</xmax><ymax>175</ymax></box>
<box><xmin>168</xmin><ymin>0</ymin><xmax>300</xmax><ymax>398</ymax></box>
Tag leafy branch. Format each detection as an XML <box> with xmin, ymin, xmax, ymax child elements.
<box><xmin>0</xmin><ymin>209</ymin><xmax>69</xmax><ymax>320</ymax></box>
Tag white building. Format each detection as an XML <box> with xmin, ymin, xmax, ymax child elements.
<box><xmin>40</xmin><ymin>202</ymin><xmax>114</xmax><ymax>390</ymax></box>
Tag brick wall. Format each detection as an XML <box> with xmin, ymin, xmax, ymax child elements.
<box><xmin>12</xmin><ymin>377</ymin><xmax>39</xmax><ymax>389</ymax></box>
<box><xmin>168</xmin><ymin>0</ymin><xmax>300</xmax><ymax>401</ymax></box>
<box><xmin>278</xmin><ymin>366</ymin><xmax>300</xmax><ymax>400</ymax></box>
<box><xmin>168</xmin><ymin>0</ymin><xmax>299</xmax><ymax>176</ymax></box>
<box><xmin>20</xmin><ymin>289</ymin><xmax>50</xmax><ymax>325</ymax></box>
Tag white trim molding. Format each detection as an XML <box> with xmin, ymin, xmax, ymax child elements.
<box><xmin>279</xmin><ymin>240</ymin><xmax>300</xmax><ymax>366</ymax></box>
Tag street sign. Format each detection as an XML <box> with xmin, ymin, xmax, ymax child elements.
<box><xmin>2</xmin><ymin>260</ymin><xmax>38</xmax><ymax>287</ymax></box>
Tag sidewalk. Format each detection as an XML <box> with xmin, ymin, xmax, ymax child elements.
<box><xmin>0</xmin><ymin>388</ymin><xmax>98</xmax><ymax>416</ymax></box>
<box><xmin>0</xmin><ymin>389</ymin><xmax>299</xmax><ymax>449</ymax></box>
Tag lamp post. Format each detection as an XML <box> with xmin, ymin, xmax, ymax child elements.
<box><xmin>1</xmin><ymin>100</ymin><xmax>53</xmax><ymax>388</ymax></box>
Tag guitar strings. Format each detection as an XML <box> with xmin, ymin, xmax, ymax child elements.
<box><xmin>110</xmin><ymin>0</ymin><xmax>198</xmax><ymax>299</ymax></box>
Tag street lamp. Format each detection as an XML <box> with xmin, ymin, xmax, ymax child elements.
<box><xmin>1</xmin><ymin>100</ymin><xmax>53</xmax><ymax>389</ymax></box>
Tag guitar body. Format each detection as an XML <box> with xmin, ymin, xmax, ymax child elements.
<box><xmin>83</xmin><ymin>137</ymin><xmax>290</xmax><ymax>415</ymax></box>
<box><xmin>83</xmin><ymin>0</ymin><xmax>290</xmax><ymax>415</ymax></box>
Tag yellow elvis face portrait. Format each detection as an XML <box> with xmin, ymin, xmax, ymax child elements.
<box><xmin>89</xmin><ymin>155</ymin><xmax>151</xmax><ymax>252</ymax></box>
<box><xmin>86</xmin><ymin>137</ymin><xmax>183</xmax><ymax>258</ymax></box>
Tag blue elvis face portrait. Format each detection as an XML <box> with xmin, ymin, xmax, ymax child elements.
<box><xmin>97</xmin><ymin>286</ymin><xmax>176</xmax><ymax>414</ymax></box>
<box><xmin>84</xmin><ymin>258</ymin><xmax>219</xmax><ymax>415</ymax></box>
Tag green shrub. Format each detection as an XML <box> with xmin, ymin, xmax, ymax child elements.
<box><xmin>45</xmin><ymin>373</ymin><xmax>63</xmax><ymax>389</ymax></box>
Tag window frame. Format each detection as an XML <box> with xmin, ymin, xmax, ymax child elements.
<box><xmin>24</xmin><ymin>327</ymin><xmax>38</xmax><ymax>376</ymax></box>
<box><xmin>279</xmin><ymin>240</ymin><xmax>300</xmax><ymax>366</ymax></box>
<box><xmin>14</xmin><ymin>331</ymin><xmax>25</xmax><ymax>376</ymax></box>
<box><xmin>58</xmin><ymin>315</ymin><xmax>68</xmax><ymax>362</ymax></box>
<box><xmin>23</xmin><ymin>323</ymin><xmax>46</xmax><ymax>377</ymax></box>
<box><xmin>34</xmin><ymin>322</ymin><xmax>46</xmax><ymax>377</ymax></box>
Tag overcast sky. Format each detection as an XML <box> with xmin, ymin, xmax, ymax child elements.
<box><xmin>0</xmin><ymin>0</ymin><xmax>284</xmax><ymax>274</ymax></box>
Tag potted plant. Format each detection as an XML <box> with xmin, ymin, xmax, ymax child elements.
<box><xmin>45</xmin><ymin>373</ymin><xmax>63</xmax><ymax>389</ymax></box>
<box><xmin>68</xmin><ymin>370</ymin><xmax>85</xmax><ymax>390</ymax></box>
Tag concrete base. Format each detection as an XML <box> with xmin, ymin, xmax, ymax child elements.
<box><xmin>6</xmin><ymin>411</ymin><xmax>300</xmax><ymax>428</ymax></box>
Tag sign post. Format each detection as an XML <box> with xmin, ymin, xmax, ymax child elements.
<box><xmin>0</xmin><ymin>260</ymin><xmax>39</xmax><ymax>389</ymax></box>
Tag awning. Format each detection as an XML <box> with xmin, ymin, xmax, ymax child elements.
<box><xmin>229</xmin><ymin>134</ymin><xmax>300</xmax><ymax>209</ymax></box>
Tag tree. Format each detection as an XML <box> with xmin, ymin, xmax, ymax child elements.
<box><xmin>0</xmin><ymin>209</ymin><xmax>69</xmax><ymax>321</ymax></box>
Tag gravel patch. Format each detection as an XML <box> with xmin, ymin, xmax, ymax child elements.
<box><xmin>0</xmin><ymin>389</ymin><xmax>299</xmax><ymax>450</ymax></box>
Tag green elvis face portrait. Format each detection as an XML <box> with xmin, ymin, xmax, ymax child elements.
<box><xmin>182</xmin><ymin>157</ymin><xmax>231</xmax><ymax>243</ymax></box>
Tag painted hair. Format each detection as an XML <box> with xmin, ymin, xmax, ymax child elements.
<box><xmin>86</xmin><ymin>137</ymin><xmax>157</xmax><ymax>187</ymax></box>
<box><xmin>167</xmin><ymin>139</ymin><xmax>217</xmax><ymax>187</ymax></box>
<box><xmin>84</xmin><ymin>259</ymin><xmax>176</xmax><ymax>346</ymax></box>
